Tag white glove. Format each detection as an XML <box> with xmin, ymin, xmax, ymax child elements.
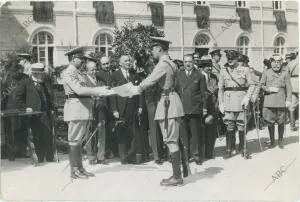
<box><xmin>241</xmin><ymin>96</ymin><xmax>250</xmax><ymax>109</ymax></box>
<box><xmin>219</xmin><ymin>103</ymin><xmax>225</xmax><ymax>114</ymax></box>
<box><xmin>138</xmin><ymin>107</ymin><xmax>143</xmax><ymax>115</ymax></box>
<box><xmin>286</xmin><ymin>101</ymin><xmax>291</xmax><ymax>108</ymax></box>
<box><xmin>113</xmin><ymin>111</ymin><xmax>119</xmax><ymax>119</ymax></box>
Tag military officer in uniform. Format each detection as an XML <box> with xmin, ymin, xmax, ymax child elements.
<box><xmin>285</xmin><ymin>52</ymin><xmax>298</xmax><ymax>131</ymax></box>
<box><xmin>218</xmin><ymin>50</ymin><xmax>255</xmax><ymax>158</ymax></box>
<box><xmin>61</xmin><ymin>47</ymin><xmax>115</xmax><ymax>179</ymax></box>
<box><xmin>259</xmin><ymin>54</ymin><xmax>292</xmax><ymax>149</ymax></box>
<box><xmin>132</xmin><ymin>37</ymin><xmax>185</xmax><ymax>186</ymax></box>
<box><xmin>209</xmin><ymin>49</ymin><xmax>222</xmax><ymax>79</ymax></box>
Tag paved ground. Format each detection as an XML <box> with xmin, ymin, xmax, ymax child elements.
<box><xmin>1</xmin><ymin>124</ymin><xmax>299</xmax><ymax>201</ymax></box>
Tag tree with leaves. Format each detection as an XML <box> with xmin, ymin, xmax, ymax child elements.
<box><xmin>112</xmin><ymin>22</ymin><xmax>164</xmax><ymax>71</ymax></box>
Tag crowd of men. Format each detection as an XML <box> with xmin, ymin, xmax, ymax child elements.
<box><xmin>1</xmin><ymin>36</ymin><xmax>298</xmax><ymax>186</ymax></box>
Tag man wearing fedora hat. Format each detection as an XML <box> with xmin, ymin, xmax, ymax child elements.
<box><xmin>13</xmin><ymin>62</ymin><xmax>54</xmax><ymax>162</ymax></box>
<box><xmin>199</xmin><ymin>55</ymin><xmax>219</xmax><ymax>159</ymax></box>
<box><xmin>61</xmin><ymin>46</ymin><xmax>115</xmax><ymax>179</ymax></box>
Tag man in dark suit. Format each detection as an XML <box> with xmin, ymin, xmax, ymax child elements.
<box><xmin>110</xmin><ymin>55</ymin><xmax>144</xmax><ymax>164</ymax></box>
<box><xmin>14</xmin><ymin>63</ymin><xmax>54</xmax><ymax>162</ymax></box>
<box><xmin>97</xmin><ymin>56</ymin><xmax>117</xmax><ymax>158</ymax></box>
<box><xmin>199</xmin><ymin>55</ymin><xmax>219</xmax><ymax>159</ymax></box>
<box><xmin>175</xmin><ymin>54</ymin><xmax>207</xmax><ymax>165</ymax></box>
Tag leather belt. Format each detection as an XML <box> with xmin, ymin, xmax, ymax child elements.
<box><xmin>291</xmin><ymin>75</ymin><xmax>298</xmax><ymax>77</ymax></box>
<box><xmin>65</xmin><ymin>94</ymin><xmax>91</xmax><ymax>99</ymax></box>
<box><xmin>224</xmin><ymin>87</ymin><xmax>248</xmax><ymax>91</ymax></box>
<box><xmin>161</xmin><ymin>88</ymin><xmax>174</xmax><ymax>96</ymax></box>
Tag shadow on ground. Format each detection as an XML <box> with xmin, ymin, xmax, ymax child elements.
<box><xmin>183</xmin><ymin>166</ymin><xmax>223</xmax><ymax>185</ymax></box>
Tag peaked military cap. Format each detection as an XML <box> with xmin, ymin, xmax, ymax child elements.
<box><xmin>238</xmin><ymin>54</ymin><xmax>249</xmax><ymax>63</ymax></box>
<box><xmin>225</xmin><ymin>50</ymin><xmax>240</xmax><ymax>59</ymax></box>
<box><xmin>150</xmin><ymin>36</ymin><xmax>172</xmax><ymax>49</ymax></box>
<box><xmin>65</xmin><ymin>46</ymin><xmax>86</xmax><ymax>58</ymax></box>
<box><xmin>209</xmin><ymin>48</ymin><xmax>221</xmax><ymax>56</ymax></box>
<box><xmin>16</xmin><ymin>53</ymin><xmax>31</xmax><ymax>61</ymax></box>
<box><xmin>199</xmin><ymin>55</ymin><xmax>213</xmax><ymax>68</ymax></box>
<box><xmin>31</xmin><ymin>63</ymin><xmax>45</xmax><ymax>72</ymax></box>
<box><xmin>84</xmin><ymin>51</ymin><xmax>98</xmax><ymax>63</ymax></box>
<box><xmin>285</xmin><ymin>52</ymin><xmax>296</xmax><ymax>60</ymax></box>
<box><xmin>269</xmin><ymin>54</ymin><xmax>283</xmax><ymax>62</ymax></box>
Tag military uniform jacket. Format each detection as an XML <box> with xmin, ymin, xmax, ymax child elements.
<box><xmin>61</xmin><ymin>65</ymin><xmax>94</xmax><ymax>121</ymax></box>
<box><xmin>218</xmin><ymin>65</ymin><xmax>254</xmax><ymax>112</ymax></box>
<box><xmin>175</xmin><ymin>68</ymin><xmax>207</xmax><ymax>115</ymax></box>
<box><xmin>287</xmin><ymin>59</ymin><xmax>299</xmax><ymax>93</ymax></box>
<box><xmin>259</xmin><ymin>68</ymin><xmax>292</xmax><ymax>108</ymax></box>
<box><xmin>139</xmin><ymin>55</ymin><xmax>184</xmax><ymax>120</ymax></box>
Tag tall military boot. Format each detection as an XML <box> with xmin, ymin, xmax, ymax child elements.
<box><xmin>238</xmin><ymin>131</ymin><xmax>250</xmax><ymax>158</ymax></box>
<box><xmin>225</xmin><ymin>131</ymin><xmax>234</xmax><ymax>158</ymax></box>
<box><xmin>118</xmin><ymin>144</ymin><xmax>128</xmax><ymax>164</ymax></box>
<box><xmin>69</xmin><ymin>145</ymin><xmax>87</xmax><ymax>179</ymax></box>
<box><xmin>278</xmin><ymin>124</ymin><xmax>285</xmax><ymax>149</ymax></box>
<box><xmin>76</xmin><ymin>145</ymin><xmax>95</xmax><ymax>177</ymax></box>
<box><xmin>289</xmin><ymin>111</ymin><xmax>297</xmax><ymax>131</ymax></box>
<box><xmin>160</xmin><ymin>151</ymin><xmax>183</xmax><ymax>186</ymax></box>
<box><xmin>182</xmin><ymin>148</ymin><xmax>191</xmax><ymax>177</ymax></box>
<box><xmin>267</xmin><ymin>125</ymin><xmax>275</xmax><ymax>148</ymax></box>
<box><xmin>231</xmin><ymin>132</ymin><xmax>236</xmax><ymax>150</ymax></box>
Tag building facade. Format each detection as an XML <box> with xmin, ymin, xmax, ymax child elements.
<box><xmin>0</xmin><ymin>1</ymin><xmax>298</xmax><ymax>71</ymax></box>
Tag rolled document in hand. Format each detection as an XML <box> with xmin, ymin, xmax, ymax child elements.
<box><xmin>112</xmin><ymin>82</ymin><xmax>140</xmax><ymax>97</ymax></box>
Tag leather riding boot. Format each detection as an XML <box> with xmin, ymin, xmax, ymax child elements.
<box><xmin>231</xmin><ymin>132</ymin><xmax>236</xmax><ymax>150</ymax></box>
<box><xmin>182</xmin><ymin>149</ymin><xmax>191</xmax><ymax>177</ymax></box>
<box><xmin>278</xmin><ymin>124</ymin><xmax>285</xmax><ymax>149</ymax></box>
<box><xmin>118</xmin><ymin>144</ymin><xmax>127</xmax><ymax>164</ymax></box>
<box><xmin>69</xmin><ymin>145</ymin><xmax>87</xmax><ymax>179</ymax></box>
<box><xmin>225</xmin><ymin>131</ymin><xmax>234</xmax><ymax>158</ymax></box>
<box><xmin>160</xmin><ymin>151</ymin><xmax>183</xmax><ymax>186</ymax></box>
<box><xmin>289</xmin><ymin>111</ymin><xmax>297</xmax><ymax>131</ymax></box>
<box><xmin>76</xmin><ymin>145</ymin><xmax>95</xmax><ymax>177</ymax></box>
<box><xmin>238</xmin><ymin>131</ymin><xmax>244</xmax><ymax>151</ymax></box>
<box><xmin>267</xmin><ymin>125</ymin><xmax>275</xmax><ymax>148</ymax></box>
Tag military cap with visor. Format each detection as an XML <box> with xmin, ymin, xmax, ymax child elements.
<box><xmin>150</xmin><ymin>36</ymin><xmax>172</xmax><ymax>50</ymax></box>
<box><xmin>65</xmin><ymin>46</ymin><xmax>86</xmax><ymax>61</ymax></box>
<box><xmin>198</xmin><ymin>55</ymin><xmax>213</xmax><ymax>68</ymax></box>
<box><xmin>209</xmin><ymin>48</ymin><xmax>221</xmax><ymax>57</ymax></box>
<box><xmin>225</xmin><ymin>50</ymin><xmax>240</xmax><ymax>60</ymax></box>
<box><xmin>238</xmin><ymin>54</ymin><xmax>249</xmax><ymax>63</ymax></box>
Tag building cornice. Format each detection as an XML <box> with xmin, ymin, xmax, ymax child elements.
<box><xmin>2</xmin><ymin>8</ymin><xmax>298</xmax><ymax>25</ymax></box>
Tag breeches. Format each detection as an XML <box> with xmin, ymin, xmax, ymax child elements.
<box><xmin>68</xmin><ymin>120</ymin><xmax>90</xmax><ymax>146</ymax></box>
<box><xmin>223</xmin><ymin>111</ymin><xmax>248</xmax><ymax>131</ymax></box>
<box><xmin>263</xmin><ymin>107</ymin><xmax>286</xmax><ymax>126</ymax></box>
<box><xmin>158</xmin><ymin>118</ymin><xmax>180</xmax><ymax>153</ymax></box>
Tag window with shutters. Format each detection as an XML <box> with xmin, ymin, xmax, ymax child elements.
<box><xmin>236</xmin><ymin>1</ymin><xmax>247</xmax><ymax>8</ymax></box>
<box><xmin>274</xmin><ymin>36</ymin><xmax>286</xmax><ymax>55</ymax></box>
<box><xmin>196</xmin><ymin>1</ymin><xmax>207</xmax><ymax>6</ymax></box>
<box><xmin>94</xmin><ymin>33</ymin><xmax>113</xmax><ymax>56</ymax></box>
<box><xmin>31</xmin><ymin>31</ymin><xmax>54</xmax><ymax>67</ymax></box>
<box><xmin>236</xmin><ymin>35</ymin><xmax>249</xmax><ymax>56</ymax></box>
<box><xmin>273</xmin><ymin>1</ymin><xmax>285</xmax><ymax>10</ymax></box>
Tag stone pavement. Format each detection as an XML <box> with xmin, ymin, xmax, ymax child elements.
<box><xmin>1</xmin><ymin>125</ymin><xmax>299</xmax><ymax>201</ymax></box>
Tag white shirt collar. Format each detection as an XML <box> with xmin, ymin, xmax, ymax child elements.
<box><xmin>120</xmin><ymin>67</ymin><xmax>129</xmax><ymax>79</ymax></box>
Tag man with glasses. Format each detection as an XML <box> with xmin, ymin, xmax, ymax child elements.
<box><xmin>218</xmin><ymin>50</ymin><xmax>255</xmax><ymax>158</ymax></box>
